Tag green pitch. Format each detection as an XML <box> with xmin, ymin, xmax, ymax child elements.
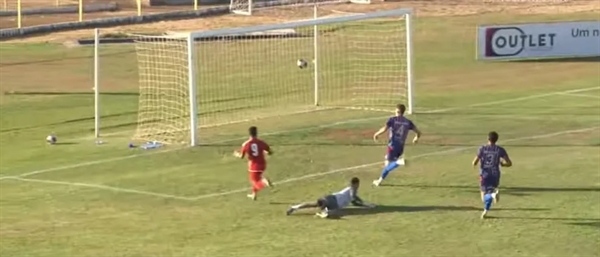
<box><xmin>1</xmin><ymin>12</ymin><xmax>599</xmax><ymax>257</ymax></box>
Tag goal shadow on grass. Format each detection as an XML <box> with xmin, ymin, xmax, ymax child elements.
<box><xmin>0</xmin><ymin>50</ymin><xmax>136</xmax><ymax>67</ymax></box>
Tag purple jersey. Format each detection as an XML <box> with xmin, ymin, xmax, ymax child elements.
<box><xmin>386</xmin><ymin>116</ymin><xmax>415</xmax><ymax>146</ymax></box>
<box><xmin>477</xmin><ymin>144</ymin><xmax>509</xmax><ymax>174</ymax></box>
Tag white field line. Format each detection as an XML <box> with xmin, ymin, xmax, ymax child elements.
<box><xmin>421</xmin><ymin>87</ymin><xmax>600</xmax><ymax>114</ymax></box>
<box><xmin>1</xmin><ymin>86</ymin><xmax>598</xmax><ymax>182</ymax></box>
<box><xmin>6</xmin><ymin>126</ymin><xmax>599</xmax><ymax>201</ymax></box>
<box><xmin>72</xmin><ymin>87</ymin><xmax>600</xmax><ymax>141</ymax></box>
<box><xmin>558</xmin><ymin>92</ymin><xmax>600</xmax><ymax>100</ymax></box>
<box><xmin>4</xmin><ymin>177</ymin><xmax>196</xmax><ymax>201</ymax></box>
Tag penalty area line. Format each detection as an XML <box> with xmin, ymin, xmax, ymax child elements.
<box><xmin>2</xmin><ymin>86</ymin><xmax>598</xmax><ymax>181</ymax></box>
<box><xmin>189</xmin><ymin>126</ymin><xmax>600</xmax><ymax>200</ymax></box>
<box><xmin>557</xmin><ymin>92</ymin><xmax>600</xmax><ymax>100</ymax></box>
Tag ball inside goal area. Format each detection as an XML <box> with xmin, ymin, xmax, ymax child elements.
<box><xmin>297</xmin><ymin>59</ymin><xmax>308</xmax><ymax>69</ymax></box>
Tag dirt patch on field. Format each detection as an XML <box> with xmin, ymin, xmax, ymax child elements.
<box><xmin>318</xmin><ymin>128</ymin><xmax>466</xmax><ymax>146</ymax></box>
<box><xmin>319</xmin><ymin>128</ymin><xmax>373</xmax><ymax>142</ymax></box>
<box><xmin>3</xmin><ymin>0</ymin><xmax>598</xmax><ymax>43</ymax></box>
<box><xmin>418</xmin><ymin>134</ymin><xmax>465</xmax><ymax>147</ymax></box>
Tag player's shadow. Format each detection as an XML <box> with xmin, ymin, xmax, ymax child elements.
<box><xmin>382</xmin><ymin>184</ymin><xmax>600</xmax><ymax>194</ymax></box>
<box><xmin>568</xmin><ymin>221</ymin><xmax>600</xmax><ymax>228</ymax></box>
<box><xmin>51</xmin><ymin>142</ymin><xmax>78</xmax><ymax>145</ymax></box>
<box><xmin>340</xmin><ymin>205</ymin><xmax>479</xmax><ymax>216</ymax></box>
<box><xmin>338</xmin><ymin>205</ymin><xmax>548</xmax><ymax>217</ymax></box>
<box><xmin>484</xmin><ymin>217</ymin><xmax>600</xmax><ymax>223</ymax></box>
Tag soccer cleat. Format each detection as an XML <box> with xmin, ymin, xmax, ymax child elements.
<box><xmin>262</xmin><ymin>178</ymin><xmax>273</xmax><ymax>188</ymax></box>
<box><xmin>396</xmin><ymin>158</ymin><xmax>406</xmax><ymax>166</ymax></box>
<box><xmin>286</xmin><ymin>207</ymin><xmax>295</xmax><ymax>216</ymax></box>
<box><xmin>492</xmin><ymin>189</ymin><xmax>500</xmax><ymax>203</ymax></box>
<box><xmin>481</xmin><ymin>209</ymin><xmax>488</xmax><ymax>219</ymax></box>
<box><xmin>372</xmin><ymin>178</ymin><xmax>382</xmax><ymax>187</ymax></box>
<box><xmin>247</xmin><ymin>193</ymin><xmax>257</xmax><ymax>201</ymax></box>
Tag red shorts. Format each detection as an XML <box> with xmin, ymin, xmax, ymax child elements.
<box><xmin>249</xmin><ymin>172</ymin><xmax>263</xmax><ymax>183</ymax></box>
<box><xmin>248</xmin><ymin>163</ymin><xmax>266</xmax><ymax>171</ymax></box>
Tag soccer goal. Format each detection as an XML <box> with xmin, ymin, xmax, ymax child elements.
<box><xmin>100</xmin><ymin>8</ymin><xmax>413</xmax><ymax>146</ymax></box>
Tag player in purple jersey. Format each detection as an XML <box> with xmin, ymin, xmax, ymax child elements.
<box><xmin>372</xmin><ymin>104</ymin><xmax>421</xmax><ymax>187</ymax></box>
<box><xmin>472</xmin><ymin>131</ymin><xmax>512</xmax><ymax>219</ymax></box>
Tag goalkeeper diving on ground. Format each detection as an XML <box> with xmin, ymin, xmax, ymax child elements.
<box><xmin>286</xmin><ymin>177</ymin><xmax>375</xmax><ymax>218</ymax></box>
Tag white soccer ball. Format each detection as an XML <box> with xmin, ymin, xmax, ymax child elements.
<box><xmin>46</xmin><ymin>134</ymin><xmax>57</xmax><ymax>145</ymax></box>
<box><xmin>297</xmin><ymin>59</ymin><xmax>308</xmax><ymax>69</ymax></box>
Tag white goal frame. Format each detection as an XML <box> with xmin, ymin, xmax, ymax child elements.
<box><xmin>93</xmin><ymin>8</ymin><xmax>414</xmax><ymax>146</ymax></box>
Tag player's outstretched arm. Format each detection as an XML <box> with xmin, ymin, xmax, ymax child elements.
<box><xmin>233</xmin><ymin>151</ymin><xmax>242</xmax><ymax>158</ymax></box>
<box><xmin>351</xmin><ymin>196</ymin><xmax>375</xmax><ymax>208</ymax></box>
<box><xmin>472</xmin><ymin>156</ymin><xmax>480</xmax><ymax>166</ymax></box>
<box><xmin>234</xmin><ymin>144</ymin><xmax>247</xmax><ymax>159</ymax></box>
<box><xmin>265</xmin><ymin>143</ymin><xmax>273</xmax><ymax>156</ymax></box>
<box><xmin>412</xmin><ymin>126</ymin><xmax>422</xmax><ymax>144</ymax></box>
<box><xmin>373</xmin><ymin>125</ymin><xmax>388</xmax><ymax>142</ymax></box>
<box><xmin>501</xmin><ymin>156</ymin><xmax>512</xmax><ymax>167</ymax></box>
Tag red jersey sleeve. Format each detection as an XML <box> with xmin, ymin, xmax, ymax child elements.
<box><xmin>240</xmin><ymin>141</ymin><xmax>249</xmax><ymax>156</ymax></box>
<box><xmin>262</xmin><ymin>141</ymin><xmax>271</xmax><ymax>153</ymax></box>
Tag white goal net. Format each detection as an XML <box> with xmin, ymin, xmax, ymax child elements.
<box><xmin>130</xmin><ymin>8</ymin><xmax>413</xmax><ymax>145</ymax></box>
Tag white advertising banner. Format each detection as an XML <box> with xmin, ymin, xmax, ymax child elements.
<box><xmin>477</xmin><ymin>21</ymin><xmax>600</xmax><ymax>60</ymax></box>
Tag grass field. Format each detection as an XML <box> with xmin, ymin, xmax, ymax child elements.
<box><xmin>1</xmin><ymin>11</ymin><xmax>600</xmax><ymax>257</ymax></box>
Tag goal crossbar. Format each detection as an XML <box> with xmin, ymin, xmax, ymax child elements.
<box><xmin>190</xmin><ymin>8</ymin><xmax>413</xmax><ymax>38</ymax></box>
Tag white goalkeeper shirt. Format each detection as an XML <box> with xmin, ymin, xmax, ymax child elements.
<box><xmin>333</xmin><ymin>186</ymin><xmax>355</xmax><ymax>209</ymax></box>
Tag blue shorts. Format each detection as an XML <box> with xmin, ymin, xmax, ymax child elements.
<box><xmin>386</xmin><ymin>145</ymin><xmax>404</xmax><ymax>162</ymax></box>
<box><xmin>479</xmin><ymin>172</ymin><xmax>501</xmax><ymax>192</ymax></box>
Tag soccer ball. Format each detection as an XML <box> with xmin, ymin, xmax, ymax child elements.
<box><xmin>297</xmin><ymin>59</ymin><xmax>308</xmax><ymax>69</ymax></box>
<box><xmin>46</xmin><ymin>134</ymin><xmax>57</xmax><ymax>145</ymax></box>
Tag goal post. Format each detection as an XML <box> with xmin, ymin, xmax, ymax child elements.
<box><xmin>123</xmin><ymin>8</ymin><xmax>414</xmax><ymax>146</ymax></box>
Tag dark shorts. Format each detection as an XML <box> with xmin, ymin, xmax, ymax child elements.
<box><xmin>318</xmin><ymin>194</ymin><xmax>339</xmax><ymax>210</ymax></box>
<box><xmin>480</xmin><ymin>172</ymin><xmax>501</xmax><ymax>192</ymax></box>
<box><xmin>386</xmin><ymin>145</ymin><xmax>405</xmax><ymax>162</ymax></box>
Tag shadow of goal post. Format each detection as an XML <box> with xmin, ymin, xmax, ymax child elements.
<box><xmin>94</xmin><ymin>8</ymin><xmax>414</xmax><ymax>146</ymax></box>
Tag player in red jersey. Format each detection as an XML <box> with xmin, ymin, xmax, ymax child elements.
<box><xmin>233</xmin><ymin>126</ymin><xmax>273</xmax><ymax>200</ymax></box>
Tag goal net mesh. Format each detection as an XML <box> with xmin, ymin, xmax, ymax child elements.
<box><xmin>131</xmin><ymin>12</ymin><xmax>409</xmax><ymax>144</ymax></box>
<box><xmin>133</xmin><ymin>37</ymin><xmax>192</xmax><ymax>144</ymax></box>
